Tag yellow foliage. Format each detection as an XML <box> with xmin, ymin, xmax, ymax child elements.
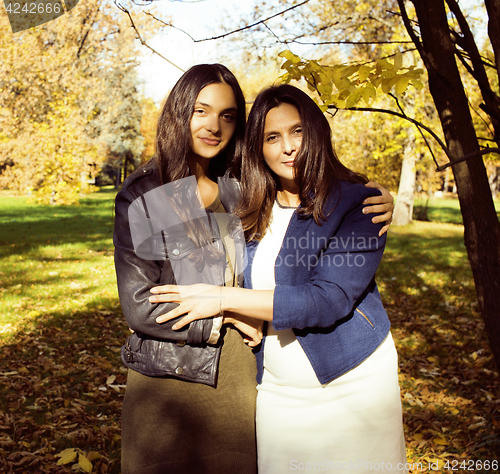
<box><xmin>277</xmin><ymin>49</ymin><xmax>424</xmax><ymax>111</ymax></box>
<box><xmin>0</xmin><ymin>0</ymin><xmax>156</xmax><ymax>203</ymax></box>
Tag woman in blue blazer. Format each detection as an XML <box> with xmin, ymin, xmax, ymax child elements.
<box><xmin>150</xmin><ymin>84</ymin><xmax>406</xmax><ymax>473</ymax></box>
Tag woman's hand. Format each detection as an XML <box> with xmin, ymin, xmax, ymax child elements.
<box><xmin>150</xmin><ymin>284</ymin><xmax>222</xmax><ymax>329</ymax></box>
<box><xmin>223</xmin><ymin>313</ymin><xmax>263</xmax><ymax>347</ymax></box>
<box><xmin>363</xmin><ymin>181</ymin><xmax>394</xmax><ymax>236</ymax></box>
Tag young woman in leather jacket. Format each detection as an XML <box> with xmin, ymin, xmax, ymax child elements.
<box><xmin>114</xmin><ymin>67</ymin><xmax>395</xmax><ymax>474</ymax></box>
<box><xmin>148</xmin><ymin>85</ymin><xmax>405</xmax><ymax>473</ymax></box>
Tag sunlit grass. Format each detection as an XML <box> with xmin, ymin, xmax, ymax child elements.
<box><xmin>0</xmin><ymin>192</ymin><xmax>498</xmax><ymax>470</ymax></box>
<box><xmin>0</xmin><ymin>188</ymin><xmax>119</xmax><ymax>340</ymax></box>
<box><xmin>413</xmin><ymin>196</ymin><xmax>500</xmax><ymax>225</ymax></box>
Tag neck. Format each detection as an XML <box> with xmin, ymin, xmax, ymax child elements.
<box><xmin>189</xmin><ymin>154</ymin><xmax>211</xmax><ymax>182</ymax></box>
<box><xmin>189</xmin><ymin>154</ymin><xmax>218</xmax><ymax>207</ymax></box>
<box><xmin>277</xmin><ymin>189</ymin><xmax>300</xmax><ymax>208</ymax></box>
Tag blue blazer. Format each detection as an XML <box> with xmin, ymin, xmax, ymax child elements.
<box><xmin>244</xmin><ymin>181</ymin><xmax>391</xmax><ymax>384</ymax></box>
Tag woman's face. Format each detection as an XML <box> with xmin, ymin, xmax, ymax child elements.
<box><xmin>189</xmin><ymin>82</ymin><xmax>238</xmax><ymax>162</ymax></box>
<box><xmin>262</xmin><ymin>102</ymin><xmax>302</xmax><ymax>190</ymax></box>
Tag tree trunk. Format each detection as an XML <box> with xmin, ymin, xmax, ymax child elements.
<box><xmin>484</xmin><ymin>0</ymin><xmax>500</xmax><ymax>89</ymax></box>
<box><xmin>408</xmin><ymin>0</ymin><xmax>500</xmax><ymax>370</ymax></box>
<box><xmin>393</xmin><ymin>128</ymin><xmax>417</xmax><ymax>225</ymax></box>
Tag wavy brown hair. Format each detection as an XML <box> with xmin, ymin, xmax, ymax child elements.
<box><xmin>155</xmin><ymin>63</ymin><xmax>246</xmax><ymax>183</ymax></box>
<box><xmin>237</xmin><ymin>84</ymin><xmax>367</xmax><ymax>241</ymax></box>
<box><xmin>153</xmin><ymin>64</ymin><xmax>246</xmax><ymax>270</ymax></box>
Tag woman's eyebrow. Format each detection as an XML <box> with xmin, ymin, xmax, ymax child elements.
<box><xmin>194</xmin><ymin>102</ymin><xmax>237</xmax><ymax>113</ymax></box>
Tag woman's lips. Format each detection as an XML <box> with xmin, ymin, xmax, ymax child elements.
<box><xmin>200</xmin><ymin>137</ymin><xmax>220</xmax><ymax>146</ymax></box>
<box><xmin>283</xmin><ymin>160</ymin><xmax>295</xmax><ymax>167</ymax></box>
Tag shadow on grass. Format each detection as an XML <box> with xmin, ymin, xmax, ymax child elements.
<box><xmin>0</xmin><ymin>191</ymin><xmax>117</xmax><ymax>259</ymax></box>
<box><xmin>379</xmin><ymin>224</ymin><xmax>500</xmax><ymax>458</ymax></box>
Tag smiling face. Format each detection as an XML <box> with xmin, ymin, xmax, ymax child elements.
<box><xmin>189</xmin><ymin>82</ymin><xmax>238</xmax><ymax>165</ymax></box>
<box><xmin>262</xmin><ymin>102</ymin><xmax>302</xmax><ymax>193</ymax></box>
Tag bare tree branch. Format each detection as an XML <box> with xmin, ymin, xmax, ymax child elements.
<box><xmin>397</xmin><ymin>0</ymin><xmax>425</xmax><ymax>57</ymax></box>
<box><xmin>330</xmin><ymin>103</ymin><xmax>500</xmax><ymax>171</ymax></box>
<box><xmin>175</xmin><ymin>0</ymin><xmax>311</xmax><ymax>42</ymax></box>
<box><xmin>115</xmin><ymin>1</ymin><xmax>185</xmax><ymax>73</ymax></box>
<box><xmin>329</xmin><ymin>103</ymin><xmax>451</xmax><ymax>157</ymax></box>
<box><xmin>280</xmin><ymin>39</ymin><xmax>413</xmax><ymax>45</ymax></box>
<box><xmin>143</xmin><ymin>11</ymin><xmax>197</xmax><ymax>41</ymax></box>
<box><xmin>435</xmin><ymin>148</ymin><xmax>500</xmax><ymax>171</ymax></box>
<box><xmin>389</xmin><ymin>92</ymin><xmax>440</xmax><ymax>169</ymax></box>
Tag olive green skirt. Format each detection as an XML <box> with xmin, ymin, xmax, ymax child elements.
<box><xmin>121</xmin><ymin>327</ymin><xmax>257</xmax><ymax>474</ymax></box>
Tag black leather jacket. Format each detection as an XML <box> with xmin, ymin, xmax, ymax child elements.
<box><xmin>113</xmin><ymin>161</ymin><xmax>243</xmax><ymax>386</ymax></box>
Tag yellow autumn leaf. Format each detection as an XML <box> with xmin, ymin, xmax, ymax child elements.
<box><xmin>278</xmin><ymin>50</ymin><xmax>301</xmax><ymax>64</ymax></box>
<box><xmin>395</xmin><ymin>76</ymin><xmax>410</xmax><ymax>95</ymax></box>
<box><xmin>87</xmin><ymin>451</ymin><xmax>101</xmax><ymax>462</ymax></box>
<box><xmin>394</xmin><ymin>52</ymin><xmax>403</xmax><ymax>69</ymax></box>
<box><xmin>56</xmin><ymin>448</ymin><xmax>77</xmax><ymax>465</ymax></box>
<box><xmin>377</xmin><ymin>58</ymin><xmax>394</xmax><ymax>70</ymax></box>
<box><xmin>363</xmin><ymin>83</ymin><xmax>377</xmax><ymax>102</ymax></box>
<box><xmin>412</xmin><ymin>79</ymin><xmax>424</xmax><ymax>90</ymax></box>
<box><xmin>433</xmin><ymin>437</ymin><xmax>448</xmax><ymax>445</ymax></box>
<box><xmin>346</xmin><ymin>90</ymin><xmax>361</xmax><ymax>108</ymax></box>
<box><xmin>79</xmin><ymin>453</ymin><xmax>93</xmax><ymax>473</ymax></box>
<box><xmin>358</xmin><ymin>65</ymin><xmax>372</xmax><ymax>82</ymax></box>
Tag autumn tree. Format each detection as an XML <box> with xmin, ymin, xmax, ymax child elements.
<box><xmin>0</xmin><ymin>0</ymin><xmax>151</xmax><ymax>204</ymax></box>
<box><xmin>392</xmin><ymin>0</ymin><xmax>500</xmax><ymax>370</ymax></box>
<box><xmin>139</xmin><ymin>98</ymin><xmax>159</xmax><ymax>166</ymax></box>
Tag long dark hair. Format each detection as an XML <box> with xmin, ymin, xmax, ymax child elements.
<box><xmin>152</xmin><ymin>64</ymin><xmax>246</xmax><ymax>270</ymax></box>
<box><xmin>238</xmin><ymin>84</ymin><xmax>367</xmax><ymax>241</ymax></box>
<box><xmin>155</xmin><ymin>64</ymin><xmax>246</xmax><ymax>183</ymax></box>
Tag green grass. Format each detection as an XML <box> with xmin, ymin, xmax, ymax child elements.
<box><xmin>0</xmin><ymin>187</ymin><xmax>119</xmax><ymax>338</ymax></box>
<box><xmin>413</xmin><ymin>196</ymin><xmax>500</xmax><ymax>225</ymax></box>
<box><xmin>0</xmin><ymin>192</ymin><xmax>498</xmax><ymax>472</ymax></box>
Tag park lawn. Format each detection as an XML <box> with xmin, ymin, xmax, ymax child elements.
<box><xmin>413</xmin><ymin>196</ymin><xmax>500</xmax><ymax>225</ymax></box>
<box><xmin>0</xmin><ymin>188</ymin><xmax>120</xmax><ymax>335</ymax></box>
<box><xmin>0</xmin><ymin>192</ymin><xmax>499</xmax><ymax>473</ymax></box>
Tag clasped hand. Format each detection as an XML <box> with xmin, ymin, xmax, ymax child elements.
<box><xmin>150</xmin><ymin>284</ymin><xmax>263</xmax><ymax>347</ymax></box>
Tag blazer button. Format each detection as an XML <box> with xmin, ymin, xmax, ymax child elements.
<box><xmin>175</xmin><ymin>367</ymin><xmax>184</xmax><ymax>375</ymax></box>
<box><xmin>172</xmin><ymin>248</ymin><xmax>180</xmax><ymax>256</ymax></box>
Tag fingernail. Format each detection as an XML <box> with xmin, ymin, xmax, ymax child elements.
<box><xmin>362</xmin><ymin>208</ymin><xmax>368</xmax><ymax>214</ymax></box>
<box><xmin>172</xmin><ymin>324</ymin><xmax>178</xmax><ymax>330</ymax></box>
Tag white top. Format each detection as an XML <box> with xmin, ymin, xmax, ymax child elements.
<box><xmin>252</xmin><ymin>205</ymin><xmax>407</xmax><ymax>474</ymax></box>
<box><xmin>251</xmin><ymin>200</ymin><xmax>322</xmax><ymax>388</ymax></box>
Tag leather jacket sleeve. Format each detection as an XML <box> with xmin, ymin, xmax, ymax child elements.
<box><xmin>114</xmin><ymin>186</ymin><xmax>215</xmax><ymax>344</ymax></box>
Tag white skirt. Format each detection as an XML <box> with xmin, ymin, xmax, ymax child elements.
<box><xmin>256</xmin><ymin>333</ymin><xmax>407</xmax><ymax>473</ymax></box>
